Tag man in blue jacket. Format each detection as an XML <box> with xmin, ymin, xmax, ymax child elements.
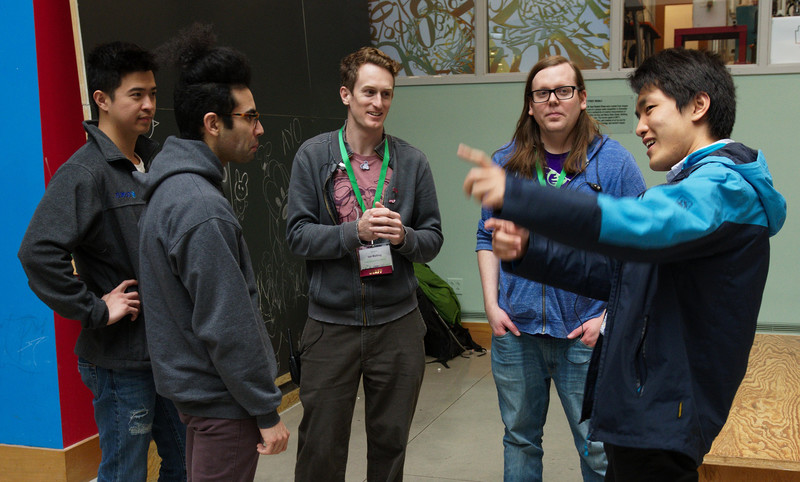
<box><xmin>461</xmin><ymin>48</ymin><xmax>786</xmax><ymax>481</ymax></box>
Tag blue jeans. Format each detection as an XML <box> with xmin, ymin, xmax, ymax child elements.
<box><xmin>78</xmin><ymin>359</ymin><xmax>187</xmax><ymax>482</ymax></box>
<box><xmin>491</xmin><ymin>333</ymin><xmax>606</xmax><ymax>482</ymax></box>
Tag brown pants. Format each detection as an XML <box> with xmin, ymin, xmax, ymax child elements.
<box><xmin>294</xmin><ymin>309</ymin><xmax>427</xmax><ymax>482</ymax></box>
<box><xmin>180</xmin><ymin>413</ymin><xmax>261</xmax><ymax>482</ymax></box>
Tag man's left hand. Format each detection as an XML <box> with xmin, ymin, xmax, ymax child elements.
<box><xmin>567</xmin><ymin>311</ymin><xmax>604</xmax><ymax>348</ymax></box>
<box><xmin>360</xmin><ymin>201</ymin><xmax>405</xmax><ymax>245</ymax></box>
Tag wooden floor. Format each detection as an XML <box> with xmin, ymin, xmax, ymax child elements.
<box><xmin>699</xmin><ymin>334</ymin><xmax>800</xmax><ymax>481</ymax></box>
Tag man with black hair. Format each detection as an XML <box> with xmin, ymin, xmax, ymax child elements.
<box><xmin>137</xmin><ymin>25</ymin><xmax>289</xmax><ymax>482</ymax></box>
<box><xmin>19</xmin><ymin>41</ymin><xmax>186</xmax><ymax>481</ymax></box>
<box><xmin>461</xmin><ymin>48</ymin><xmax>786</xmax><ymax>481</ymax></box>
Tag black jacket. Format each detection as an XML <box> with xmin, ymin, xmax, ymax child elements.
<box><xmin>19</xmin><ymin>121</ymin><xmax>158</xmax><ymax>370</ymax></box>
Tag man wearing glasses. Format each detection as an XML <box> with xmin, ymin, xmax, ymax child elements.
<box><xmin>475</xmin><ymin>56</ymin><xmax>644</xmax><ymax>482</ymax></box>
<box><xmin>136</xmin><ymin>24</ymin><xmax>289</xmax><ymax>481</ymax></box>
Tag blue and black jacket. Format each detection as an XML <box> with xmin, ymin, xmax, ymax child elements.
<box><xmin>497</xmin><ymin>140</ymin><xmax>786</xmax><ymax>464</ymax></box>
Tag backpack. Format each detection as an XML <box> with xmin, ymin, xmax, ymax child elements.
<box><xmin>414</xmin><ymin>263</ymin><xmax>486</xmax><ymax>367</ymax></box>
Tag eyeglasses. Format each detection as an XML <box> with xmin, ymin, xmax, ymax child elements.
<box><xmin>528</xmin><ymin>86</ymin><xmax>578</xmax><ymax>103</ymax></box>
<box><xmin>221</xmin><ymin>111</ymin><xmax>261</xmax><ymax>126</ymax></box>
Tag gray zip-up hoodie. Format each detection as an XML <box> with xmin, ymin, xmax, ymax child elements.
<box><xmin>286</xmin><ymin>127</ymin><xmax>443</xmax><ymax>326</ymax></box>
<box><xmin>136</xmin><ymin>136</ymin><xmax>280</xmax><ymax>428</ymax></box>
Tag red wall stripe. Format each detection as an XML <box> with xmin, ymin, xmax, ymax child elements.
<box><xmin>32</xmin><ymin>0</ymin><xmax>98</xmax><ymax>447</ymax></box>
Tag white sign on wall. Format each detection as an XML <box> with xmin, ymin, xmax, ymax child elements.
<box><xmin>586</xmin><ymin>96</ymin><xmax>637</xmax><ymax>134</ymax></box>
<box><xmin>771</xmin><ymin>16</ymin><xmax>800</xmax><ymax>64</ymax></box>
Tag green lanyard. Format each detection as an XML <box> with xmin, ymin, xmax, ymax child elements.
<box><xmin>338</xmin><ymin>127</ymin><xmax>390</xmax><ymax>212</ymax></box>
<box><xmin>535</xmin><ymin>163</ymin><xmax>567</xmax><ymax>188</ymax></box>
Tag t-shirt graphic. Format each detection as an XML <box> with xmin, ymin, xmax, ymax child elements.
<box><xmin>543</xmin><ymin>151</ymin><xmax>573</xmax><ymax>187</ymax></box>
<box><xmin>333</xmin><ymin>152</ymin><xmax>393</xmax><ymax>223</ymax></box>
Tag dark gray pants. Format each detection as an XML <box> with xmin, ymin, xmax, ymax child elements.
<box><xmin>180</xmin><ymin>413</ymin><xmax>260</xmax><ymax>482</ymax></box>
<box><xmin>294</xmin><ymin>309</ymin><xmax>427</xmax><ymax>482</ymax></box>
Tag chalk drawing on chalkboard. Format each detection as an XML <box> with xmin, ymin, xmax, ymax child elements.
<box><xmin>255</xmin><ymin>144</ymin><xmax>307</xmax><ymax>317</ymax></box>
<box><xmin>281</xmin><ymin>118</ymin><xmax>303</xmax><ymax>156</ymax></box>
<box><xmin>261</xmin><ymin>158</ymin><xmax>289</xmax><ymax>226</ymax></box>
<box><xmin>232</xmin><ymin>169</ymin><xmax>249</xmax><ymax>221</ymax></box>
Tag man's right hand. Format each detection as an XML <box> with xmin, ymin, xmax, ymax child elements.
<box><xmin>101</xmin><ymin>279</ymin><xmax>140</xmax><ymax>325</ymax></box>
<box><xmin>257</xmin><ymin>421</ymin><xmax>290</xmax><ymax>455</ymax></box>
<box><xmin>486</xmin><ymin>305</ymin><xmax>520</xmax><ymax>337</ymax></box>
<box><xmin>485</xmin><ymin>218</ymin><xmax>530</xmax><ymax>261</ymax></box>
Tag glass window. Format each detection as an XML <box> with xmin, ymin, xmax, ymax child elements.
<box><xmin>369</xmin><ymin>0</ymin><xmax>798</xmax><ymax>83</ymax></box>
<box><xmin>368</xmin><ymin>0</ymin><xmax>476</xmax><ymax>75</ymax></box>
<box><xmin>488</xmin><ymin>0</ymin><xmax>611</xmax><ymax>72</ymax></box>
<box><xmin>623</xmin><ymin>0</ymin><xmax>759</xmax><ymax>67</ymax></box>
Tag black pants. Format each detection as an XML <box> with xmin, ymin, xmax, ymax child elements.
<box><xmin>294</xmin><ymin>310</ymin><xmax>427</xmax><ymax>482</ymax></box>
<box><xmin>605</xmin><ymin>444</ymin><xmax>699</xmax><ymax>482</ymax></box>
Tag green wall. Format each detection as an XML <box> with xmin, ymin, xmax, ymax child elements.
<box><xmin>386</xmin><ymin>74</ymin><xmax>799</xmax><ymax>332</ymax></box>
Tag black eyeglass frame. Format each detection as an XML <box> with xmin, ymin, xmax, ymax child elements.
<box><xmin>219</xmin><ymin>112</ymin><xmax>261</xmax><ymax>125</ymax></box>
<box><xmin>528</xmin><ymin>86</ymin><xmax>579</xmax><ymax>103</ymax></box>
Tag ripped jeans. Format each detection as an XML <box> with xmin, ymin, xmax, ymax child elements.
<box><xmin>78</xmin><ymin>359</ymin><xmax>186</xmax><ymax>482</ymax></box>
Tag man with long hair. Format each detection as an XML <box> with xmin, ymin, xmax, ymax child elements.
<box><xmin>475</xmin><ymin>56</ymin><xmax>645</xmax><ymax>481</ymax></box>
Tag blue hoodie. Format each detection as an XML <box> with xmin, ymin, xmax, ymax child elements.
<box><xmin>499</xmin><ymin>140</ymin><xmax>787</xmax><ymax>464</ymax></box>
<box><xmin>476</xmin><ymin>135</ymin><xmax>645</xmax><ymax>337</ymax></box>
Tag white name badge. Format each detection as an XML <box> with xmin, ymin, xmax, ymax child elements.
<box><xmin>358</xmin><ymin>243</ymin><xmax>394</xmax><ymax>277</ymax></box>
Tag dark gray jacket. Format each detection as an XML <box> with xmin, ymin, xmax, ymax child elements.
<box><xmin>18</xmin><ymin>121</ymin><xmax>158</xmax><ymax>370</ymax></box>
<box><xmin>137</xmin><ymin>136</ymin><xmax>281</xmax><ymax>428</ymax></box>
<box><xmin>286</xmin><ymin>127</ymin><xmax>443</xmax><ymax>326</ymax></box>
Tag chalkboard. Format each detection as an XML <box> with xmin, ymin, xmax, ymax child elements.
<box><xmin>78</xmin><ymin>0</ymin><xmax>370</xmax><ymax>381</ymax></box>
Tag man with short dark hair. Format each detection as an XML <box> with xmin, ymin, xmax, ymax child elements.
<box><xmin>461</xmin><ymin>48</ymin><xmax>787</xmax><ymax>481</ymax></box>
<box><xmin>137</xmin><ymin>25</ymin><xmax>289</xmax><ymax>482</ymax></box>
<box><xmin>19</xmin><ymin>41</ymin><xmax>186</xmax><ymax>481</ymax></box>
<box><xmin>287</xmin><ymin>46</ymin><xmax>443</xmax><ymax>481</ymax></box>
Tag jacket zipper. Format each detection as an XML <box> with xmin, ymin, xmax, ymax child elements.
<box><xmin>324</xmin><ymin>167</ymin><xmax>368</xmax><ymax>325</ymax></box>
<box><xmin>541</xmin><ymin>284</ymin><xmax>547</xmax><ymax>333</ymax></box>
<box><xmin>323</xmin><ymin>173</ymin><xmax>337</xmax><ymax>224</ymax></box>
<box><xmin>634</xmin><ymin>314</ymin><xmax>649</xmax><ymax>395</ymax></box>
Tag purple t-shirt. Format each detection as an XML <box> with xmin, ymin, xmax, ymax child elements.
<box><xmin>542</xmin><ymin>151</ymin><xmax>572</xmax><ymax>187</ymax></box>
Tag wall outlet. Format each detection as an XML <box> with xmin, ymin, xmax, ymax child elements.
<box><xmin>446</xmin><ymin>278</ymin><xmax>463</xmax><ymax>295</ymax></box>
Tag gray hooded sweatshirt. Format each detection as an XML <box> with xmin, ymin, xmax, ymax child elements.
<box><xmin>137</xmin><ymin>136</ymin><xmax>280</xmax><ymax>428</ymax></box>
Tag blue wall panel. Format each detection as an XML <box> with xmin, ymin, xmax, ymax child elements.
<box><xmin>0</xmin><ymin>0</ymin><xmax>63</xmax><ymax>449</ymax></box>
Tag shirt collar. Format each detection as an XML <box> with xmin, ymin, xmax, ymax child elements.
<box><xmin>665</xmin><ymin>139</ymin><xmax>733</xmax><ymax>182</ymax></box>
<box><xmin>341</xmin><ymin>120</ymin><xmax>387</xmax><ymax>159</ymax></box>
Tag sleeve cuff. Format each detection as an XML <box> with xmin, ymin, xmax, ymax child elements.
<box><xmin>256</xmin><ymin>411</ymin><xmax>281</xmax><ymax>429</ymax></box>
